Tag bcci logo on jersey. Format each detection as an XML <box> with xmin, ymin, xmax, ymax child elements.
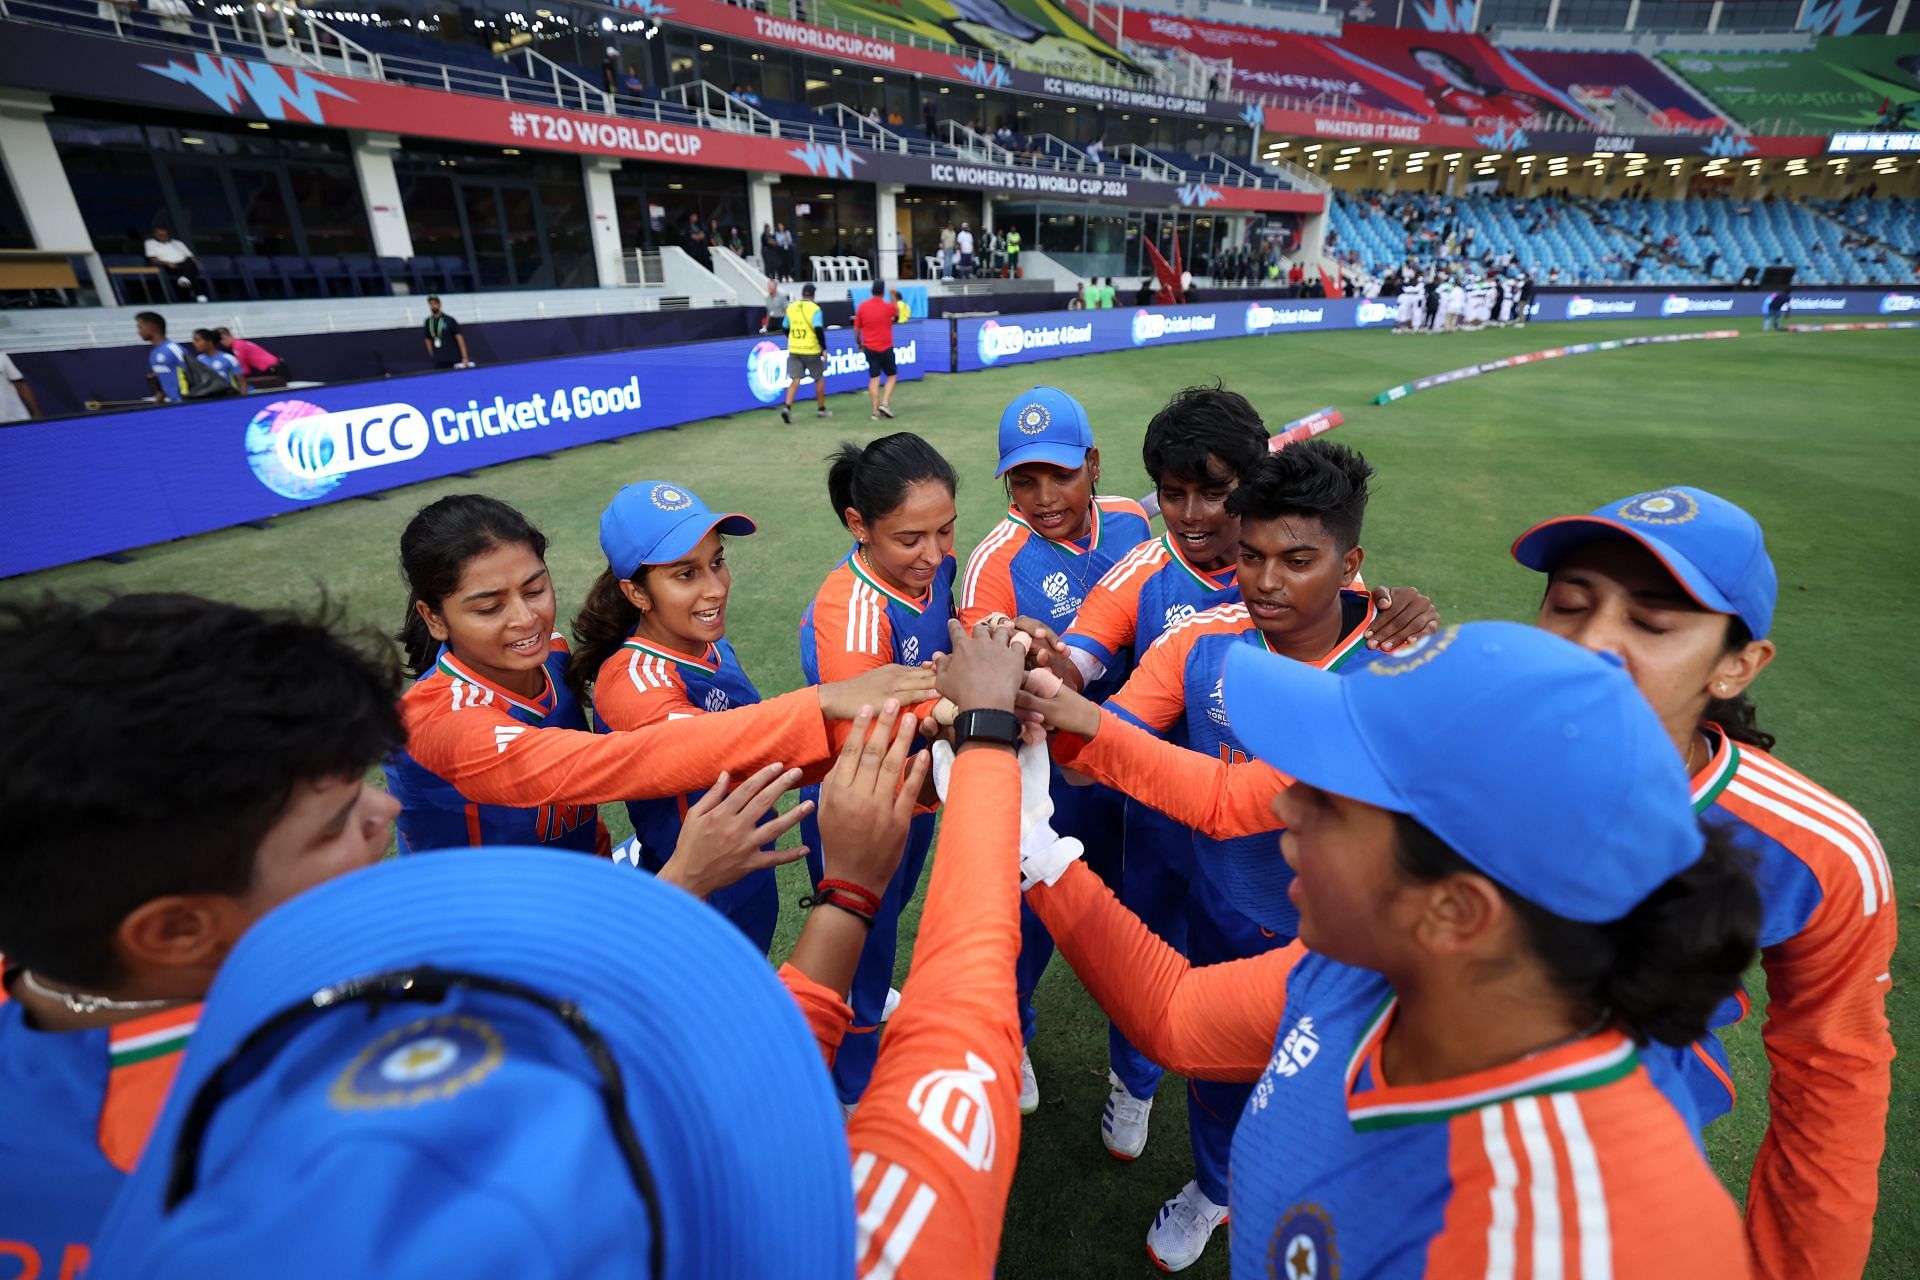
<box><xmin>1270</xmin><ymin>1203</ymin><xmax>1339</xmax><ymax>1280</ymax></box>
<box><xmin>246</xmin><ymin>398</ymin><xmax>428</xmax><ymax>501</ymax></box>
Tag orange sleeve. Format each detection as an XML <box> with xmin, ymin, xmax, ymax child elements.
<box><xmin>403</xmin><ymin>684</ymin><xmax>829</xmax><ymax>807</ymax></box>
<box><xmin>1744</xmin><ymin>869</ymin><xmax>1896</xmax><ymax>1279</ymax></box>
<box><xmin>846</xmin><ymin>746</ymin><xmax>1023</xmax><ymax>1279</ymax></box>
<box><xmin>1052</xmin><ymin>709</ymin><xmax>1288</xmax><ymax>840</ymax></box>
<box><xmin>777</xmin><ymin>961</ymin><xmax>852</xmax><ymax>1068</ymax></box>
<box><xmin>592</xmin><ymin>649</ymin><xmax>700</xmax><ymax>730</ymax></box>
<box><xmin>1063</xmin><ymin>567</ymin><xmax>1143</xmax><ymax>667</ymax></box>
<box><xmin>957</xmin><ymin>525</ymin><xmax>1020</xmax><ymax>629</ymax></box>
<box><xmin>1105</xmin><ymin>624</ymin><xmax>1197</xmax><ymax>734</ymax></box>
<box><xmin>808</xmin><ymin>570</ymin><xmax>905</xmax><ymax>758</ymax></box>
<box><xmin>1027</xmin><ymin>859</ymin><xmax>1296</xmax><ymax>1082</ymax></box>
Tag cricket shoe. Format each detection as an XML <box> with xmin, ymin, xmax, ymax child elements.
<box><xmin>877</xmin><ymin>404</ymin><xmax>895</xmax><ymax>419</ymax></box>
<box><xmin>817</xmin><ymin>407</ymin><xmax>832</xmax><ymax>417</ymax></box>
<box><xmin>1019</xmin><ymin>1049</ymin><xmax>1039</xmax><ymax>1115</ymax></box>
<box><xmin>780</xmin><ymin>406</ymin><xmax>791</xmax><ymax>424</ymax></box>
<box><xmin>1101</xmin><ymin>1071</ymin><xmax>1152</xmax><ymax>1160</ymax></box>
<box><xmin>1145</xmin><ymin>1181</ymin><xmax>1228</xmax><ymax>1272</ymax></box>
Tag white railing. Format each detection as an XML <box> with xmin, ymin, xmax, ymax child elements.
<box><xmin>520</xmin><ymin>48</ymin><xmax>615</xmax><ymax>115</ymax></box>
<box><xmin>944</xmin><ymin>120</ymin><xmax>1014</xmax><ymax>166</ymax></box>
<box><xmin>708</xmin><ymin>244</ymin><xmax>773</xmax><ymax>308</ymax></box>
<box><xmin>819</xmin><ymin>102</ymin><xmax>912</xmax><ymax>154</ymax></box>
<box><xmin>1118</xmin><ymin>144</ymin><xmax>1181</xmax><ymax>181</ymax></box>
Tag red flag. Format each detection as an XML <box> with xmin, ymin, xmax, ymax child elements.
<box><xmin>1170</xmin><ymin>231</ymin><xmax>1184</xmax><ymax>301</ymax></box>
<box><xmin>1143</xmin><ymin>238</ymin><xmax>1181</xmax><ymax>305</ymax></box>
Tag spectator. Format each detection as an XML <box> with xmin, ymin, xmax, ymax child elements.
<box><xmin>1097</xmin><ymin>276</ymin><xmax>1116</xmax><ymax>308</ymax></box>
<box><xmin>939</xmin><ymin>222</ymin><xmax>956</xmax><ymax>280</ymax></box>
<box><xmin>922</xmin><ymin>100</ymin><xmax>937</xmax><ymax>136</ymax></box>
<box><xmin>144</xmin><ymin>225</ymin><xmax>207</xmax><ymax>303</ymax></box>
<box><xmin>686</xmin><ymin>214</ymin><xmax>713</xmax><ymax>270</ymax></box>
<box><xmin>890</xmin><ymin>286</ymin><xmax>909</xmax><ymax>324</ymax></box>
<box><xmin>422</xmin><ymin>295</ymin><xmax>471</xmax><ymax>370</ymax></box>
<box><xmin>866</xmin><ymin>105</ymin><xmax>881</xmax><ymax>126</ymax></box>
<box><xmin>887</xmin><ymin>108</ymin><xmax>902</xmax><ymax>126</ymax></box>
<box><xmin>853</xmin><ymin>279</ymin><xmax>898</xmax><ymax>421</ymax></box>
<box><xmin>1135</xmin><ymin>278</ymin><xmax>1155</xmax><ymax>305</ymax></box>
<box><xmin>775</xmin><ymin>222</ymin><xmax>795</xmax><ymax>281</ymax></box>
<box><xmin>600</xmin><ymin>46</ymin><xmax>619</xmax><ymax>94</ymax></box>
<box><xmin>216</xmin><ymin>327</ymin><xmax>288</xmax><ymax>385</ymax></box>
<box><xmin>956</xmin><ymin>222</ymin><xmax>975</xmax><ymax>278</ymax></box>
<box><xmin>1068</xmin><ymin>282</ymin><xmax>1085</xmax><ymax>310</ymax></box>
<box><xmin>1081</xmin><ymin>278</ymin><xmax>1099</xmax><ymax>308</ymax></box>
<box><xmin>191</xmin><ymin>328</ymin><xmax>245</xmax><ymax>393</ymax></box>
<box><xmin>0</xmin><ymin>352</ymin><xmax>40</xmax><ymax>421</ymax></box>
<box><xmin>621</xmin><ymin>65</ymin><xmax>644</xmax><ymax>94</ymax></box>
<box><xmin>148</xmin><ymin>0</ymin><xmax>191</xmax><ymax>34</ymax></box>
<box><xmin>1005</xmin><ymin>225</ymin><xmax>1021</xmax><ymax>276</ymax></box>
<box><xmin>1287</xmin><ymin>260</ymin><xmax>1304</xmax><ymax>296</ymax></box>
<box><xmin>760</xmin><ymin>223</ymin><xmax>781</xmax><ymax>278</ymax></box>
<box><xmin>1085</xmin><ymin>136</ymin><xmax>1104</xmax><ymax>165</ymax></box>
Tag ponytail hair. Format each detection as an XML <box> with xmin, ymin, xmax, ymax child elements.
<box><xmin>825</xmin><ymin>432</ymin><xmax>958</xmax><ymax>531</ymax></box>
<box><xmin>567</xmin><ymin>567</ymin><xmax>643</xmax><ymax>700</ymax></box>
<box><xmin>1394</xmin><ymin>815</ymin><xmax>1760</xmax><ymax>1048</ymax></box>
<box><xmin>1706</xmin><ymin>617</ymin><xmax>1775</xmax><ymax>752</ymax></box>
<box><xmin>397</xmin><ymin>495</ymin><xmax>549</xmax><ymax>678</ymax></box>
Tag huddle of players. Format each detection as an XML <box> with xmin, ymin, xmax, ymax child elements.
<box><xmin>1386</xmin><ymin>263</ymin><xmax>1533</xmax><ymax>332</ymax></box>
<box><xmin>0</xmin><ymin>382</ymin><xmax>1894</xmax><ymax>1279</ymax></box>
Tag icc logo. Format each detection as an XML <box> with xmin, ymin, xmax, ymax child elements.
<box><xmin>1164</xmin><ymin>603</ymin><xmax>1196</xmax><ymax>631</ymax></box>
<box><xmin>745</xmin><ymin>341</ymin><xmax>790</xmax><ymax>404</ymax></box>
<box><xmin>1206</xmin><ymin>676</ymin><xmax>1229</xmax><ymax>727</ymax></box>
<box><xmin>245</xmin><ymin>398</ymin><xmax>428</xmax><ymax>500</ymax></box>
<box><xmin>1043</xmin><ymin>571</ymin><xmax>1070</xmax><ymax>602</ymax></box>
<box><xmin>703</xmin><ymin>687</ymin><xmax>731</xmax><ymax>712</ymax></box>
<box><xmin>901</xmin><ymin>636</ymin><xmax>920</xmax><ymax>666</ymax></box>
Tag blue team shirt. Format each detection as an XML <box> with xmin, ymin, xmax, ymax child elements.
<box><xmin>385</xmin><ymin>640</ymin><xmax>602</xmax><ymax>855</ymax></box>
<box><xmin>148</xmin><ymin>341</ymin><xmax>190</xmax><ymax>404</ymax></box>
<box><xmin>196</xmin><ymin>349</ymin><xmax>242</xmax><ymax>387</ymax></box>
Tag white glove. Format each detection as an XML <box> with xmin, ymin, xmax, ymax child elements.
<box><xmin>929</xmin><ymin>738</ymin><xmax>1083</xmax><ymax>890</ymax></box>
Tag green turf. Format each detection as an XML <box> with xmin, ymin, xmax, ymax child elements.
<box><xmin>5</xmin><ymin>317</ymin><xmax>1915</xmax><ymax>1277</ymax></box>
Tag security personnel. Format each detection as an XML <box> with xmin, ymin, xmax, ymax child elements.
<box><xmin>781</xmin><ymin>282</ymin><xmax>829</xmax><ymax>425</ymax></box>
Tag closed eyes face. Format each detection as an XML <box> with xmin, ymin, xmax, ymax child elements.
<box><xmin>848</xmin><ymin>481</ymin><xmax>957</xmax><ymax>598</ymax></box>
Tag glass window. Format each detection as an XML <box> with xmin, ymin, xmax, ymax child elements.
<box><xmin>1482</xmin><ymin>0</ymin><xmax>1551</xmax><ymax>27</ymax></box>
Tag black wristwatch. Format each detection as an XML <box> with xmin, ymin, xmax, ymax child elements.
<box><xmin>951</xmin><ymin>707</ymin><xmax>1022</xmax><ymax>751</ymax></box>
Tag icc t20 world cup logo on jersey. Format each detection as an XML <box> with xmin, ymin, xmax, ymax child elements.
<box><xmin>746</xmin><ymin>340</ymin><xmax>789</xmax><ymax>403</ymax></box>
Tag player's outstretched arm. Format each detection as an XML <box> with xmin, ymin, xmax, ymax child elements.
<box><xmin>844</xmin><ymin>620</ymin><xmax>1026</xmax><ymax>1280</ymax></box>
<box><xmin>1020</xmin><ymin>687</ymin><xmax>1287</xmax><ymax>840</ymax></box>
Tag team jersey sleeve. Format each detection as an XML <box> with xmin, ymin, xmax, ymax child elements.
<box><xmin>846</xmin><ymin>746</ymin><xmax>1024</xmax><ymax>1279</ymax></box>
<box><xmin>1027</xmin><ymin>859</ymin><xmax>1297</xmax><ymax>1082</ymax></box>
<box><xmin>1734</xmin><ymin>777</ymin><xmax>1897</xmax><ymax>1280</ymax></box>
<box><xmin>1062</xmin><ymin>553</ymin><xmax>1148</xmax><ymax>671</ymax></box>
<box><xmin>957</xmin><ymin>528</ymin><xmax>1020</xmax><ymax>629</ymax></box>
<box><xmin>807</xmin><ymin>571</ymin><xmax>937</xmax><ymax>758</ymax></box>
<box><xmin>777</xmin><ymin>962</ymin><xmax>853</xmax><ymax>1067</ymax></box>
<box><xmin>1052</xmin><ymin>710</ymin><xmax>1288</xmax><ymax>840</ymax></box>
<box><xmin>402</xmin><ymin>683</ymin><xmax>830</xmax><ymax>807</ymax></box>
<box><xmin>1104</xmin><ymin>624</ymin><xmax>1196</xmax><ymax>735</ymax></box>
<box><xmin>592</xmin><ymin>650</ymin><xmax>700</xmax><ymax>730</ymax></box>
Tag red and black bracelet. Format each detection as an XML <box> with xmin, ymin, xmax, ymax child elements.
<box><xmin>801</xmin><ymin>878</ymin><xmax>882</xmax><ymax>928</ymax></box>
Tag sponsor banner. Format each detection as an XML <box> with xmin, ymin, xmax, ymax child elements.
<box><xmin>954</xmin><ymin>299</ymin><xmax>1380</xmax><ymax>372</ymax></box>
<box><xmin>1661</xmin><ymin>35</ymin><xmax>1920</xmax><ymax>131</ymax></box>
<box><xmin>1828</xmin><ymin>131</ymin><xmax>1920</xmax><ymax>152</ymax></box>
<box><xmin>1786</xmin><ymin>320</ymin><xmax>1920</xmax><ymax>331</ymax></box>
<box><xmin>0</xmin><ymin>323</ymin><xmax>931</xmax><ymax>579</ymax></box>
<box><xmin>1373</xmin><ymin>329</ymin><xmax>1741</xmax><ymax>404</ymax></box>
<box><xmin>0</xmin><ymin>27</ymin><xmax>1314</xmax><ymax>212</ymax></box>
<box><xmin>1259</xmin><ymin>103</ymin><xmax>1823</xmax><ymax>157</ymax></box>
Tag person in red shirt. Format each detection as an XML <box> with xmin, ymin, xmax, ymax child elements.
<box><xmin>215</xmin><ymin>327</ymin><xmax>287</xmax><ymax>384</ymax></box>
<box><xmin>854</xmin><ymin>279</ymin><xmax>900</xmax><ymax>422</ymax></box>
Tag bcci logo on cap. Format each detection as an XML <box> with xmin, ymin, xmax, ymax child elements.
<box><xmin>245</xmin><ymin>398</ymin><xmax>429</xmax><ymax>500</ymax></box>
<box><xmin>745</xmin><ymin>340</ymin><xmax>789</xmax><ymax>404</ymax></box>
<box><xmin>1365</xmin><ymin>625</ymin><xmax>1456</xmax><ymax>677</ymax></box>
<box><xmin>1017</xmin><ymin>402</ymin><xmax>1051</xmax><ymax>434</ymax></box>
<box><xmin>1617</xmin><ymin>489</ymin><xmax>1699</xmax><ymax>526</ymax></box>
<box><xmin>978</xmin><ymin>320</ymin><xmax>1026</xmax><ymax>366</ymax></box>
<box><xmin>329</xmin><ymin>1013</ymin><xmax>504</xmax><ymax>1111</ymax></box>
<box><xmin>1268</xmin><ymin>1203</ymin><xmax>1339</xmax><ymax>1280</ymax></box>
<box><xmin>650</xmin><ymin>483</ymin><xmax>693</xmax><ymax>512</ymax></box>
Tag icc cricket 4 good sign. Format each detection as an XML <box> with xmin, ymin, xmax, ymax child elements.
<box><xmin>0</xmin><ymin>324</ymin><xmax>931</xmax><ymax>579</ymax></box>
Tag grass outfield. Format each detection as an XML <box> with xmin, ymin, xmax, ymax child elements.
<box><xmin>6</xmin><ymin>316</ymin><xmax>1915</xmax><ymax>1277</ymax></box>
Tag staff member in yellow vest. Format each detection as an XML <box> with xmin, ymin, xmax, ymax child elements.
<box><xmin>780</xmin><ymin>283</ymin><xmax>831</xmax><ymax>425</ymax></box>
<box><xmin>1005</xmin><ymin>226</ymin><xmax>1021</xmax><ymax>277</ymax></box>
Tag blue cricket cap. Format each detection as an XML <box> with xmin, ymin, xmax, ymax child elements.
<box><xmin>1221</xmin><ymin>621</ymin><xmax>1704</xmax><ymax>928</ymax></box>
<box><xmin>599</xmin><ymin>480</ymin><xmax>756</xmax><ymax>580</ymax></box>
<box><xmin>1511</xmin><ymin>486</ymin><xmax>1777</xmax><ymax>640</ymax></box>
<box><xmin>996</xmin><ymin>386</ymin><xmax>1094</xmax><ymax>476</ymax></box>
<box><xmin>85</xmin><ymin>850</ymin><xmax>852</xmax><ymax>1279</ymax></box>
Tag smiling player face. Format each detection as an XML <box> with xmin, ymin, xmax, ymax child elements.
<box><xmin>631</xmin><ymin>529</ymin><xmax>733</xmax><ymax>652</ymax></box>
<box><xmin>416</xmin><ymin>541</ymin><xmax>556</xmax><ymax>696</ymax></box>
<box><xmin>1156</xmin><ymin>454</ymin><xmax>1241</xmax><ymax>571</ymax></box>
<box><xmin>848</xmin><ymin>480</ymin><xmax>957</xmax><ymax>598</ymax></box>
<box><xmin>1006</xmin><ymin>451</ymin><xmax>1099</xmax><ymax>542</ymax></box>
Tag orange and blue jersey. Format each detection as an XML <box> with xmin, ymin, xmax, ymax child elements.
<box><xmin>1113</xmin><ymin>592</ymin><xmax>1376</xmax><ymax>942</ymax></box>
<box><xmin>1664</xmin><ymin>728</ymin><xmax>1895</xmax><ymax>1280</ymax></box>
<box><xmin>0</xmin><ymin>990</ymin><xmax>199</xmax><ymax>1275</ymax></box>
<box><xmin>591</xmin><ymin>634</ymin><xmax>778</xmax><ymax>952</ymax></box>
<box><xmin>797</xmin><ymin>550</ymin><xmax>953</xmax><ymax>1103</ymax></box>
<box><xmin>386</xmin><ymin>636</ymin><xmax>606</xmax><ymax>856</ymax></box>
<box><xmin>959</xmin><ymin>497</ymin><xmax>1150</xmax><ymax>701</ymax></box>
<box><xmin>1062</xmin><ymin>532</ymin><xmax>1240</xmax><ymax>686</ymax></box>
<box><xmin>1026</xmin><ymin>861</ymin><xmax>1753</xmax><ymax>1280</ymax></box>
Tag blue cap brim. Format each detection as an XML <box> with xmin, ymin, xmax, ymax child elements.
<box><xmin>1510</xmin><ymin>516</ymin><xmax>1738</xmax><ymax>618</ymax></box>
<box><xmin>639</xmin><ymin>512</ymin><xmax>757</xmax><ymax>569</ymax></box>
<box><xmin>995</xmin><ymin>443</ymin><xmax>1089</xmax><ymax>477</ymax></box>
<box><xmin>87</xmin><ymin>850</ymin><xmax>852</xmax><ymax>1271</ymax></box>
<box><xmin>1222</xmin><ymin>645</ymin><xmax>1408</xmax><ymax>814</ymax></box>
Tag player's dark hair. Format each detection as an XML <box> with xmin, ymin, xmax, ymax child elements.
<box><xmin>1141</xmin><ymin>385</ymin><xmax>1269</xmax><ymax>487</ymax></box>
<box><xmin>1225</xmin><ymin>440</ymin><xmax>1372</xmax><ymax>551</ymax></box>
<box><xmin>0</xmin><ymin>594</ymin><xmax>403</xmax><ymax>989</ymax></box>
<box><xmin>826</xmin><ymin>432</ymin><xmax>958</xmax><ymax>530</ymax></box>
<box><xmin>397</xmin><ymin>495</ymin><xmax>550</xmax><ymax>678</ymax></box>
<box><xmin>568</xmin><ymin>567</ymin><xmax>647</xmax><ymax>701</ymax></box>
<box><xmin>1705</xmin><ymin>617</ymin><xmax>1775</xmax><ymax>752</ymax></box>
<box><xmin>1393</xmin><ymin>814</ymin><xmax>1759</xmax><ymax>1047</ymax></box>
<box><xmin>135</xmin><ymin>310</ymin><xmax>166</xmax><ymax>335</ymax></box>
<box><xmin>871</xmin><ymin>279</ymin><xmax>885</xmax><ymax>297</ymax></box>
<box><xmin>192</xmin><ymin>328</ymin><xmax>218</xmax><ymax>345</ymax></box>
